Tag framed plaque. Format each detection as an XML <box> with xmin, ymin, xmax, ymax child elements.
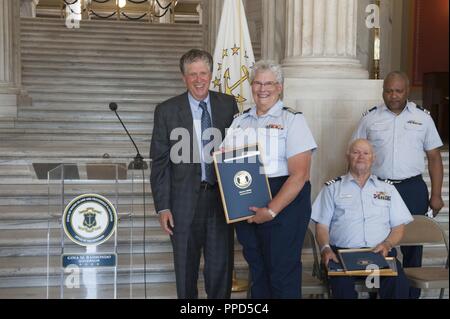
<box><xmin>327</xmin><ymin>248</ymin><xmax>398</xmax><ymax>277</ymax></box>
<box><xmin>213</xmin><ymin>144</ymin><xmax>272</xmax><ymax>224</ymax></box>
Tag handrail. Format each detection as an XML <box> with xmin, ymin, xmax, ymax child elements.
<box><xmin>62</xmin><ymin>0</ymin><xmax>179</xmax><ymax>22</ymax></box>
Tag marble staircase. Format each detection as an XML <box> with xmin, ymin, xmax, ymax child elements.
<box><xmin>0</xmin><ymin>17</ymin><xmax>447</xmax><ymax>299</ymax></box>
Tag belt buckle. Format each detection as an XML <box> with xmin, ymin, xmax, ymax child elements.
<box><xmin>201</xmin><ymin>182</ymin><xmax>208</xmax><ymax>191</ymax></box>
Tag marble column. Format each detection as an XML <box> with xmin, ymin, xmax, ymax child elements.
<box><xmin>283</xmin><ymin>0</ymin><xmax>368</xmax><ymax>79</ymax></box>
<box><xmin>204</xmin><ymin>0</ymin><xmax>224</xmax><ymax>54</ymax></box>
<box><xmin>20</xmin><ymin>0</ymin><xmax>39</xmax><ymax>17</ymax></box>
<box><xmin>0</xmin><ymin>0</ymin><xmax>21</xmax><ymax>124</ymax></box>
<box><xmin>261</xmin><ymin>0</ymin><xmax>285</xmax><ymax>63</ymax></box>
<box><xmin>282</xmin><ymin>0</ymin><xmax>382</xmax><ymax>198</ymax></box>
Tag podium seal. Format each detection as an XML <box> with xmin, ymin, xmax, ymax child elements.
<box><xmin>63</xmin><ymin>194</ymin><xmax>117</xmax><ymax>246</ymax></box>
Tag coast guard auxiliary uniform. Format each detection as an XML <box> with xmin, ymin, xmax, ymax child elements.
<box><xmin>352</xmin><ymin>101</ymin><xmax>443</xmax><ymax>298</ymax></box>
<box><xmin>222</xmin><ymin>100</ymin><xmax>317</xmax><ymax>298</ymax></box>
<box><xmin>312</xmin><ymin>173</ymin><xmax>413</xmax><ymax>299</ymax></box>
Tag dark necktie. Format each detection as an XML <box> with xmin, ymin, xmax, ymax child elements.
<box><xmin>199</xmin><ymin>101</ymin><xmax>215</xmax><ymax>184</ymax></box>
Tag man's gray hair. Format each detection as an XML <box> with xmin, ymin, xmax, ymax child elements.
<box><xmin>251</xmin><ymin>60</ymin><xmax>284</xmax><ymax>85</ymax></box>
<box><xmin>179</xmin><ymin>49</ymin><xmax>213</xmax><ymax>75</ymax></box>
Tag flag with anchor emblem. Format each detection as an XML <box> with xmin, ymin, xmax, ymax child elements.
<box><xmin>210</xmin><ymin>0</ymin><xmax>255</xmax><ymax>111</ymax></box>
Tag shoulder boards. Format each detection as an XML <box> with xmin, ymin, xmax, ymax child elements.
<box><xmin>362</xmin><ymin>106</ymin><xmax>377</xmax><ymax>117</ymax></box>
<box><xmin>377</xmin><ymin>177</ymin><xmax>394</xmax><ymax>185</ymax></box>
<box><xmin>233</xmin><ymin>108</ymin><xmax>251</xmax><ymax>118</ymax></box>
<box><xmin>325</xmin><ymin>177</ymin><xmax>342</xmax><ymax>186</ymax></box>
<box><xmin>282</xmin><ymin>107</ymin><xmax>302</xmax><ymax>115</ymax></box>
<box><xmin>416</xmin><ymin>105</ymin><xmax>431</xmax><ymax>115</ymax></box>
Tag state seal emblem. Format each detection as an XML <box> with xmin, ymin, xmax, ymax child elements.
<box><xmin>63</xmin><ymin>194</ymin><xmax>117</xmax><ymax>247</ymax></box>
<box><xmin>234</xmin><ymin>171</ymin><xmax>252</xmax><ymax>189</ymax></box>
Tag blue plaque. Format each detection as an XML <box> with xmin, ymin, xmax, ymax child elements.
<box><xmin>62</xmin><ymin>253</ymin><xmax>117</xmax><ymax>268</ymax></box>
<box><xmin>213</xmin><ymin>144</ymin><xmax>272</xmax><ymax>223</ymax></box>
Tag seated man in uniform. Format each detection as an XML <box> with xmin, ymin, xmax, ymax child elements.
<box><xmin>311</xmin><ymin>139</ymin><xmax>412</xmax><ymax>299</ymax></box>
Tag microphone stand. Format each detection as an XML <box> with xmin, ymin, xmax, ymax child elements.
<box><xmin>109</xmin><ymin>102</ymin><xmax>148</xmax><ymax>170</ymax></box>
<box><xmin>109</xmin><ymin>102</ymin><xmax>148</xmax><ymax>298</ymax></box>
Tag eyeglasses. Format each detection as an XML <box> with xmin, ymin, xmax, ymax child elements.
<box><xmin>251</xmin><ymin>81</ymin><xmax>279</xmax><ymax>89</ymax></box>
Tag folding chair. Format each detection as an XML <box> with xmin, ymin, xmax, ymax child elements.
<box><xmin>398</xmin><ymin>215</ymin><xmax>449</xmax><ymax>298</ymax></box>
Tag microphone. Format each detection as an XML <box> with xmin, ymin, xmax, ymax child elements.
<box><xmin>109</xmin><ymin>102</ymin><xmax>148</xmax><ymax>170</ymax></box>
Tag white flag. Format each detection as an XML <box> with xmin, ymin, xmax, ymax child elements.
<box><xmin>210</xmin><ymin>0</ymin><xmax>255</xmax><ymax>112</ymax></box>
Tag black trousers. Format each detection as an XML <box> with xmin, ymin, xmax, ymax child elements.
<box><xmin>236</xmin><ymin>177</ymin><xmax>312</xmax><ymax>299</ymax></box>
<box><xmin>171</xmin><ymin>186</ymin><xmax>234</xmax><ymax>299</ymax></box>
<box><xmin>393</xmin><ymin>175</ymin><xmax>429</xmax><ymax>299</ymax></box>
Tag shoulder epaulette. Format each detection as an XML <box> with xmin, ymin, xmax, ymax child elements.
<box><xmin>282</xmin><ymin>107</ymin><xmax>302</xmax><ymax>115</ymax></box>
<box><xmin>377</xmin><ymin>177</ymin><xmax>394</xmax><ymax>185</ymax></box>
<box><xmin>362</xmin><ymin>106</ymin><xmax>377</xmax><ymax>117</ymax></box>
<box><xmin>325</xmin><ymin>177</ymin><xmax>342</xmax><ymax>186</ymax></box>
<box><xmin>416</xmin><ymin>105</ymin><xmax>431</xmax><ymax>115</ymax></box>
<box><xmin>233</xmin><ymin>108</ymin><xmax>251</xmax><ymax>118</ymax></box>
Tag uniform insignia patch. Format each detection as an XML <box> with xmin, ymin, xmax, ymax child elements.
<box><xmin>362</xmin><ymin>106</ymin><xmax>377</xmax><ymax>117</ymax></box>
<box><xmin>266</xmin><ymin>124</ymin><xmax>284</xmax><ymax>130</ymax></box>
<box><xmin>282</xmin><ymin>107</ymin><xmax>302</xmax><ymax>115</ymax></box>
<box><xmin>373</xmin><ymin>191</ymin><xmax>391</xmax><ymax>201</ymax></box>
<box><xmin>325</xmin><ymin>177</ymin><xmax>342</xmax><ymax>186</ymax></box>
<box><xmin>377</xmin><ymin>177</ymin><xmax>394</xmax><ymax>185</ymax></box>
<box><xmin>233</xmin><ymin>108</ymin><xmax>251</xmax><ymax>118</ymax></box>
<box><xmin>416</xmin><ymin>105</ymin><xmax>431</xmax><ymax>115</ymax></box>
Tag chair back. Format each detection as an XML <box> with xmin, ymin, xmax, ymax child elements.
<box><xmin>399</xmin><ymin>215</ymin><xmax>449</xmax><ymax>266</ymax></box>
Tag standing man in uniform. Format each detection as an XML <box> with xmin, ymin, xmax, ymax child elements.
<box><xmin>312</xmin><ymin>139</ymin><xmax>412</xmax><ymax>299</ymax></box>
<box><xmin>150</xmin><ymin>49</ymin><xmax>239</xmax><ymax>299</ymax></box>
<box><xmin>352</xmin><ymin>71</ymin><xmax>444</xmax><ymax>298</ymax></box>
<box><xmin>222</xmin><ymin>61</ymin><xmax>317</xmax><ymax>298</ymax></box>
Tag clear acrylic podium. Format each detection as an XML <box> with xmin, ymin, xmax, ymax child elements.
<box><xmin>47</xmin><ymin>162</ymin><xmax>149</xmax><ymax>299</ymax></box>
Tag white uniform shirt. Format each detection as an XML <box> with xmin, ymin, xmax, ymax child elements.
<box><xmin>352</xmin><ymin>101</ymin><xmax>443</xmax><ymax>180</ymax></box>
<box><xmin>222</xmin><ymin>100</ymin><xmax>317</xmax><ymax>178</ymax></box>
<box><xmin>311</xmin><ymin>173</ymin><xmax>413</xmax><ymax>248</ymax></box>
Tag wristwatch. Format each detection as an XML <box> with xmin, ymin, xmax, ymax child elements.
<box><xmin>320</xmin><ymin>244</ymin><xmax>331</xmax><ymax>253</ymax></box>
<box><xmin>267</xmin><ymin>208</ymin><xmax>277</xmax><ymax>219</ymax></box>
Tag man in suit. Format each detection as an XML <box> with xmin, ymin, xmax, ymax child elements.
<box><xmin>150</xmin><ymin>49</ymin><xmax>239</xmax><ymax>299</ymax></box>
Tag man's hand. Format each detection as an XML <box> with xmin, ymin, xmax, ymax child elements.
<box><xmin>321</xmin><ymin>247</ymin><xmax>339</xmax><ymax>266</ymax></box>
<box><xmin>430</xmin><ymin>194</ymin><xmax>444</xmax><ymax>217</ymax></box>
<box><xmin>159</xmin><ymin>210</ymin><xmax>174</xmax><ymax>236</ymax></box>
<box><xmin>373</xmin><ymin>241</ymin><xmax>392</xmax><ymax>257</ymax></box>
<box><xmin>247</xmin><ymin>207</ymin><xmax>274</xmax><ymax>224</ymax></box>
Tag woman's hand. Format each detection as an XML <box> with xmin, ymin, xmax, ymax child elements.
<box><xmin>247</xmin><ymin>207</ymin><xmax>275</xmax><ymax>224</ymax></box>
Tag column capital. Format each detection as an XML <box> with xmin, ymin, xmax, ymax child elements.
<box><xmin>1</xmin><ymin>0</ymin><xmax>22</xmax><ymax>121</ymax></box>
<box><xmin>282</xmin><ymin>0</ymin><xmax>368</xmax><ymax>79</ymax></box>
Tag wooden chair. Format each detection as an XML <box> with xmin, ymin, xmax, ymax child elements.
<box><xmin>398</xmin><ymin>215</ymin><xmax>449</xmax><ymax>298</ymax></box>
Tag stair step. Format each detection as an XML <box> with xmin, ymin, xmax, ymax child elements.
<box><xmin>21</xmin><ymin>17</ymin><xmax>202</xmax><ymax>30</ymax></box>
<box><xmin>17</xmin><ymin>111</ymin><xmax>154</xmax><ymax>123</ymax></box>
<box><xmin>0</xmin><ymin>282</ymin><xmax>248</xmax><ymax>299</ymax></box>
<box><xmin>21</xmin><ymin>35</ymin><xmax>203</xmax><ymax>47</ymax></box>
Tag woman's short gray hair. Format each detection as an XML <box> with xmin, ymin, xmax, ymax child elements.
<box><xmin>250</xmin><ymin>60</ymin><xmax>284</xmax><ymax>85</ymax></box>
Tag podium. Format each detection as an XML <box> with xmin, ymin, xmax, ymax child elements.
<box><xmin>46</xmin><ymin>162</ymin><xmax>149</xmax><ymax>299</ymax></box>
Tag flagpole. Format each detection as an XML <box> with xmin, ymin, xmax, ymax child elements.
<box><xmin>210</xmin><ymin>0</ymin><xmax>255</xmax><ymax>295</ymax></box>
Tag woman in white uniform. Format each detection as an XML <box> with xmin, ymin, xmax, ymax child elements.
<box><xmin>222</xmin><ymin>61</ymin><xmax>317</xmax><ymax>298</ymax></box>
